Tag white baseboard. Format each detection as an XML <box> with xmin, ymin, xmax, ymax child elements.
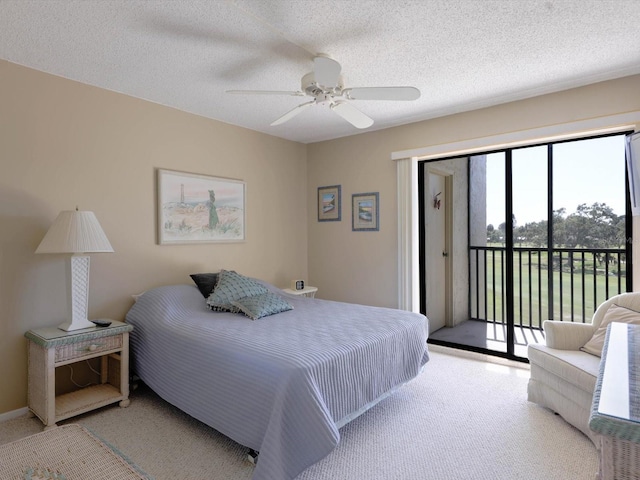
<box><xmin>0</xmin><ymin>406</ymin><xmax>30</xmax><ymax>423</ymax></box>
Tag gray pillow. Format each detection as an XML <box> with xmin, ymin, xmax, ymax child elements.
<box><xmin>206</xmin><ymin>270</ymin><xmax>268</xmax><ymax>312</ymax></box>
<box><xmin>232</xmin><ymin>292</ymin><xmax>293</xmax><ymax>320</ymax></box>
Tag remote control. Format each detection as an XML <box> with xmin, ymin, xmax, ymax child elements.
<box><xmin>91</xmin><ymin>319</ymin><xmax>112</xmax><ymax>327</ymax></box>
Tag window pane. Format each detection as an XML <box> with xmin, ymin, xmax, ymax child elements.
<box><xmin>512</xmin><ymin>145</ymin><xmax>548</xmax><ymax>247</ymax></box>
<box><xmin>553</xmin><ymin>136</ymin><xmax>626</xmax><ymax>249</ymax></box>
<box><xmin>552</xmin><ymin>135</ymin><xmax>627</xmax><ymax>318</ymax></box>
<box><xmin>512</xmin><ymin>145</ymin><xmax>548</xmax><ymax>331</ymax></box>
<box><xmin>484</xmin><ymin>152</ymin><xmax>506</xmax><ymax>245</ymax></box>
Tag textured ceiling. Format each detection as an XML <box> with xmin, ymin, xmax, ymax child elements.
<box><xmin>2</xmin><ymin>0</ymin><xmax>640</xmax><ymax>144</ymax></box>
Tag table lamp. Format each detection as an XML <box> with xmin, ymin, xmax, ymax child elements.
<box><xmin>35</xmin><ymin>209</ymin><xmax>114</xmax><ymax>331</ymax></box>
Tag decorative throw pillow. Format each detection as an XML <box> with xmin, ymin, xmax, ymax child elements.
<box><xmin>206</xmin><ymin>270</ymin><xmax>268</xmax><ymax>312</ymax></box>
<box><xmin>131</xmin><ymin>292</ymin><xmax>146</xmax><ymax>302</ymax></box>
<box><xmin>231</xmin><ymin>292</ymin><xmax>293</xmax><ymax>320</ymax></box>
<box><xmin>581</xmin><ymin>303</ymin><xmax>640</xmax><ymax>357</ymax></box>
<box><xmin>190</xmin><ymin>272</ymin><xmax>220</xmax><ymax>298</ymax></box>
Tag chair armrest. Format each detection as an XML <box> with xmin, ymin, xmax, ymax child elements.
<box><xmin>543</xmin><ymin>320</ymin><xmax>596</xmax><ymax>350</ymax></box>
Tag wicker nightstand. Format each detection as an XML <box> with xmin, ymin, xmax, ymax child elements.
<box><xmin>25</xmin><ymin>320</ymin><xmax>133</xmax><ymax>429</ymax></box>
<box><xmin>589</xmin><ymin>322</ymin><xmax>640</xmax><ymax>480</ymax></box>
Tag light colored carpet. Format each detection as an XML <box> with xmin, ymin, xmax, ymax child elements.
<box><xmin>0</xmin><ymin>348</ymin><xmax>598</xmax><ymax>479</ymax></box>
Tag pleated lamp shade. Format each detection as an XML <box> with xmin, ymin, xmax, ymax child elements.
<box><xmin>36</xmin><ymin>210</ymin><xmax>114</xmax><ymax>254</ymax></box>
<box><xmin>35</xmin><ymin>210</ymin><xmax>113</xmax><ymax>331</ymax></box>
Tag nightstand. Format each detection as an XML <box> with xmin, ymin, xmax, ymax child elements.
<box><xmin>282</xmin><ymin>286</ymin><xmax>318</xmax><ymax>298</ymax></box>
<box><xmin>25</xmin><ymin>320</ymin><xmax>133</xmax><ymax>429</ymax></box>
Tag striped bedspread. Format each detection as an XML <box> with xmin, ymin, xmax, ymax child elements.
<box><xmin>126</xmin><ymin>283</ymin><xmax>429</xmax><ymax>480</ymax></box>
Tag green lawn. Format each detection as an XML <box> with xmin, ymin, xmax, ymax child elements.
<box><xmin>475</xmin><ymin>250</ymin><xmax>626</xmax><ymax>327</ymax></box>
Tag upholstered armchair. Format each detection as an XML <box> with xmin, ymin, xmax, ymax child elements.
<box><xmin>528</xmin><ymin>291</ymin><xmax>640</xmax><ymax>444</ymax></box>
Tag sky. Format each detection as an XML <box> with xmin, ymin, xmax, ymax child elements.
<box><xmin>485</xmin><ymin>135</ymin><xmax>626</xmax><ymax>228</ymax></box>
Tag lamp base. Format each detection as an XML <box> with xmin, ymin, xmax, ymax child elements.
<box><xmin>58</xmin><ymin>254</ymin><xmax>95</xmax><ymax>331</ymax></box>
<box><xmin>58</xmin><ymin>318</ymin><xmax>96</xmax><ymax>332</ymax></box>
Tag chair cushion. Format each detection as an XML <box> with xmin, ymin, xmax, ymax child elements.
<box><xmin>528</xmin><ymin>343</ymin><xmax>600</xmax><ymax>394</ymax></box>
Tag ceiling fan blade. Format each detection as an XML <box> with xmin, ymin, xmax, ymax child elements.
<box><xmin>314</xmin><ymin>55</ymin><xmax>341</xmax><ymax>88</ymax></box>
<box><xmin>330</xmin><ymin>101</ymin><xmax>374</xmax><ymax>129</ymax></box>
<box><xmin>227</xmin><ymin>90</ymin><xmax>305</xmax><ymax>96</ymax></box>
<box><xmin>344</xmin><ymin>86</ymin><xmax>421</xmax><ymax>101</ymax></box>
<box><xmin>271</xmin><ymin>101</ymin><xmax>315</xmax><ymax>126</ymax></box>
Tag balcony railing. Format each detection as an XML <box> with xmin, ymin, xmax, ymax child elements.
<box><xmin>470</xmin><ymin>246</ymin><xmax>627</xmax><ymax>329</ymax></box>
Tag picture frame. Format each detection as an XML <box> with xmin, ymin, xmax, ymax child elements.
<box><xmin>352</xmin><ymin>192</ymin><xmax>379</xmax><ymax>231</ymax></box>
<box><xmin>157</xmin><ymin>168</ymin><xmax>246</xmax><ymax>244</ymax></box>
<box><xmin>317</xmin><ymin>185</ymin><xmax>341</xmax><ymax>222</ymax></box>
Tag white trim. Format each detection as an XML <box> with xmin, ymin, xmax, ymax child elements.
<box><xmin>396</xmin><ymin>158</ymin><xmax>419</xmax><ymax>311</ymax></box>
<box><xmin>391</xmin><ymin>112</ymin><xmax>640</xmax><ymax>161</ymax></box>
<box><xmin>0</xmin><ymin>406</ymin><xmax>30</xmax><ymax>423</ymax></box>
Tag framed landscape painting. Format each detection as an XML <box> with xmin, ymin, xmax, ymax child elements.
<box><xmin>318</xmin><ymin>185</ymin><xmax>341</xmax><ymax>222</ymax></box>
<box><xmin>157</xmin><ymin>169</ymin><xmax>245</xmax><ymax>244</ymax></box>
<box><xmin>352</xmin><ymin>192</ymin><xmax>379</xmax><ymax>231</ymax></box>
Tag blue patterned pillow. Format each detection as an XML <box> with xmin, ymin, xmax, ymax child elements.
<box><xmin>206</xmin><ymin>270</ymin><xmax>268</xmax><ymax>312</ymax></box>
<box><xmin>231</xmin><ymin>292</ymin><xmax>293</xmax><ymax>320</ymax></box>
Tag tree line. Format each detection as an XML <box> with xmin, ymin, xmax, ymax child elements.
<box><xmin>486</xmin><ymin>202</ymin><xmax>626</xmax><ymax>249</ymax></box>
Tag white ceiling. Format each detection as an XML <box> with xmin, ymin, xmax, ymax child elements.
<box><xmin>2</xmin><ymin>0</ymin><xmax>640</xmax><ymax>144</ymax></box>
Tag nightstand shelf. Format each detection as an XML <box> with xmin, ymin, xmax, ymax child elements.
<box><xmin>25</xmin><ymin>320</ymin><xmax>133</xmax><ymax>429</ymax></box>
<box><xmin>283</xmin><ymin>286</ymin><xmax>318</xmax><ymax>298</ymax></box>
<box><xmin>55</xmin><ymin>383</ymin><xmax>123</xmax><ymax>421</ymax></box>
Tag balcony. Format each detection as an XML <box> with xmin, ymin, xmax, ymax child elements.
<box><xmin>430</xmin><ymin>246</ymin><xmax>627</xmax><ymax>359</ymax></box>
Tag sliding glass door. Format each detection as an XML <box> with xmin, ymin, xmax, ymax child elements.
<box><xmin>428</xmin><ymin>133</ymin><xmax>631</xmax><ymax>360</ymax></box>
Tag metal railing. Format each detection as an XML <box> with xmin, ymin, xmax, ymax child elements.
<box><xmin>470</xmin><ymin>246</ymin><xmax>627</xmax><ymax>329</ymax></box>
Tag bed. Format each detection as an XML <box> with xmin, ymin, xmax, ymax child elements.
<box><xmin>125</xmin><ymin>274</ymin><xmax>429</xmax><ymax>480</ymax></box>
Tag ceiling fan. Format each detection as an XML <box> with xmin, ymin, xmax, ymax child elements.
<box><xmin>227</xmin><ymin>55</ymin><xmax>420</xmax><ymax>129</ymax></box>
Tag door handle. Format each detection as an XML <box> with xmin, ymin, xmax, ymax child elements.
<box><xmin>442</xmin><ymin>251</ymin><xmax>449</xmax><ymax>257</ymax></box>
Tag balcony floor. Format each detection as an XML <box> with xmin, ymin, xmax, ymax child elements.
<box><xmin>428</xmin><ymin>319</ymin><xmax>546</xmax><ymax>359</ymax></box>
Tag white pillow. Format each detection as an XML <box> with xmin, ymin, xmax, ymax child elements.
<box><xmin>131</xmin><ymin>292</ymin><xmax>146</xmax><ymax>302</ymax></box>
<box><xmin>581</xmin><ymin>303</ymin><xmax>640</xmax><ymax>357</ymax></box>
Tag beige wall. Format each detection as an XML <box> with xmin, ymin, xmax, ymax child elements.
<box><xmin>2</xmin><ymin>59</ymin><xmax>639</xmax><ymax>417</ymax></box>
<box><xmin>307</xmin><ymin>75</ymin><xmax>640</xmax><ymax>309</ymax></box>
<box><xmin>0</xmin><ymin>60</ymin><xmax>308</xmax><ymax>414</ymax></box>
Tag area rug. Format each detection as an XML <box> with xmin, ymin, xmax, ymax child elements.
<box><xmin>0</xmin><ymin>423</ymin><xmax>152</xmax><ymax>479</ymax></box>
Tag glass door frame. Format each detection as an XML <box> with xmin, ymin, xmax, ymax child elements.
<box><xmin>419</xmin><ymin>131</ymin><xmax>633</xmax><ymax>361</ymax></box>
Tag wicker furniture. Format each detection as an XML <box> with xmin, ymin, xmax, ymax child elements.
<box><xmin>528</xmin><ymin>292</ymin><xmax>640</xmax><ymax>445</ymax></box>
<box><xmin>25</xmin><ymin>321</ymin><xmax>133</xmax><ymax>429</ymax></box>
<box><xmin>589</xmin><ymin>322</ymin><xmax>640</xmax><ymax>480</ymax></box>
<box><xmin>0</xmin><ymin>424</ymin><xmax>151</xmax><ymax>479</ymax></box>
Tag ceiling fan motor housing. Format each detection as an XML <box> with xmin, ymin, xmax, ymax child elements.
<box><xmin>302</xmin><ymin>72</ymin><xmax>344</xmax><ymax>98</ymax></box>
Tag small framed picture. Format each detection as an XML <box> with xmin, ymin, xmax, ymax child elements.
<box><xmin>317</xmin><ymin>185</ymin><xmax>341</xmax><ymax>222</ymax></box>
<box><xmin>352</xmin><ymin>192</ymin><xmax>379</xmax><ymax>231</ymax></box>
